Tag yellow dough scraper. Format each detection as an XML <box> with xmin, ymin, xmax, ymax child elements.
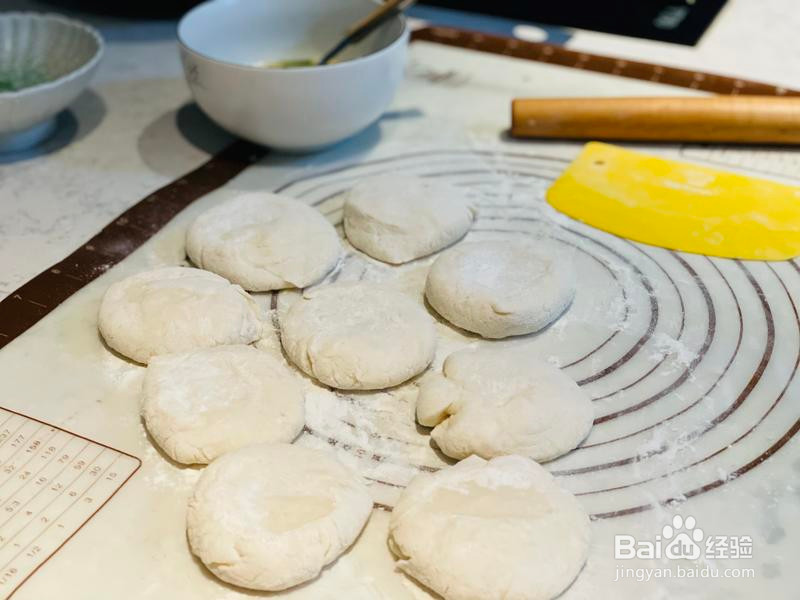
<box><xmin>546</xmin><ymin>142</ymin><xmax>800</xmax><ymax>261</ymax></box>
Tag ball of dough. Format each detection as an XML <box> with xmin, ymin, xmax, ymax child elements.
<box><xmin>186</xmin><ymin>192</ymin><xmax>341</xmax><ymax>291</ymax></box>
<box><xmin>388</xmin><ymin>455</ymin><xmax>591</xmax><ymax>600</ymax></box>
<box><xmin>187</xmin><ymin>443</ymin><xmax>373</xmax><ymax>591</ymax></box>
<box><xmin>425</xmin><ymin>240</ymin><xmax>576</xmax><ymax>338</ymax></box>
<box><xmin>142</xmin><ymin>345</ymin><xmax>304</xmax><ymax>465</ymax></box>
<box><xmin>280</xmin><ymin>283</ymin><xmax>436</xmax><ymax>390</ymax></box>
<box><xmin>417</xmin><ymin>346</ymin><xmax>593</xmax><ymax>462</ymax></box>
<box><xmin>343</xmin><ymin>174</ymin><xmax>476</xmax><ymax>264</ymax></box>
<box><xmin>98</xmin><ymin>267</ymin><xmax>262</xmax><ymax>364</ymax></box>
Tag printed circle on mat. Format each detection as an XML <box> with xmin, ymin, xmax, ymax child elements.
<box><xmin>142</xmin><ymin>345</ymin><xmax>304</xmax><ymax>465</ymax></box>
<box><xmin>98</xmin><ymin>267</ymin><xmax>262</xmax><ymax>364</ymax></box>
<box><xmin>280</xmin><ymin>282</ymin><xmax>437</xmax><ymax>390</ymax></box>
<box><xmin>388</xmin><ymin>455</ymin><xmax>591</xmax><ymax>600</ymax></box>
<box><xmin>269</xmin><ymin>149</ymin><xmax>800</xmax><ymax>521</ymax></box>
<box><xmin>186</xmin><ymin>443</ymin><xmax>373</xmax><ymax>592</ymax></box>
<box><xmin>425</xmin><ymin>239</ymin><xmax>576</xmax><ymax>338</ymax></box>
<box><xmin>186</xmin><ymin>192</ymin><xmax>341</xmax><ymax>291</ymax></box>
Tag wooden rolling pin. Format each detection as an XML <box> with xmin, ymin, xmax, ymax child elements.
<box><xmin>511</xmin><ymin>96</ymin><xmax>800</xmax><ymax>143</ymax></box>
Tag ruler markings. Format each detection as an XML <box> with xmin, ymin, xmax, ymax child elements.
<box><xmin>0</xmin><ymin>454</ymin><xmax>119</xmax><ymax>576</ymax></box>
<box><xmin>0</xmin><ymin>429</ymin><xmax>62</xmax><ymax>514</ymax></box>
<box><xmin>0</xmin><ymin>407</ymin><xmax>140</xmax><ymax>598</ymax></box>
<box><xmin>0</xmin><ymin>424</ymin><xmax>48</xmax><ymax>490</ymax></box>
<box><xmin>0</xmin><ymin>437</ymin><xmax>87</xmax><ymax>529</ymax></box>
<box><xmin>0</xmin><ymin>446</ymin><xmax>107</xmax><ymax>563</ymax></box>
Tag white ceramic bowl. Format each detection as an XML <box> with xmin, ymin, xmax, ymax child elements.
<box><xmin>178</xmin><ymin>0</ymin><xmax>408</xmax><ymax>152</ymax></box>
<box><xmin>0</xmin><ymin>13</ymin><xmax>103</xmax><ymax>152</ymax></box>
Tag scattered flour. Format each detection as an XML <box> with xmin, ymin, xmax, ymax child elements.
<box><xmin>649</xmin><ymin>332</ymin><xmax>699</xmax><ymax>366</ymax></box>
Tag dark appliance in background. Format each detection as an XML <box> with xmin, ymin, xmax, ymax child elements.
<box><xmin>41</xmin><ymin>0</ymin><xmax>728</xmax><ymax>46</ymax></box>
<box><xmin>418</xmin><ymin>0</ymin><xmax>728</xmax><ymax>45</ymax></box>
<box><xmin>31</xmin><ymin>0</ymin><xmax>199</xmax><ymax>18</ymax></box>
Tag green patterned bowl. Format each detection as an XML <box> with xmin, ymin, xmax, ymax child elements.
<box><xmin>0</xmin><ymin>13</ymin><xmax>103</xmax><ymax>152</ymax></box>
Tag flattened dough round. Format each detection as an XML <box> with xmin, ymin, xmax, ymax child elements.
<box><xmin>388</xmin><ymin>455</ymin><xmax>590</xmax><ymax>600</ymax></box>
<box><xmin>187</xmin><ymin>443</ymin><xmax>372</xmax><ymax>591</ymax></box>
<box><xmin>281</xmin><ymin>283</ymin><xmax>436</xmax><ymax>390</ymax></box>
<box><xmin>417</xmin><ymin>346</ymin><xmax>593</xmax><ymax>462</ymax></box>
<box><xmin>142</xmin><ymin>345</ymin><xmax>304</xmax><ymax>464</ymax></box>
<box><xmin>186</xmin><ymin>192</ymin><xmax>341</xmax><ymax>291</ymax></box>
<box><xmin>425</xmin><ymin>240</ymin><xmax>576</xmax><ymax>338</ymax></box>
<box><xmin>343</xmin><ymin>174</ymin><xmax>476</xmax><ymax>264</ymax></box>
<box><xmin>98</xmin><ymin>267</ymin><xmax>261</xmax><ymax>364</ymax></box>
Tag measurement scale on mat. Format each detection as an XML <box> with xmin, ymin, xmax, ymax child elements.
<box><xmin>0</xmin><ymin>408</ymin><xmax>139</xmax><ymax>599</ymax></box>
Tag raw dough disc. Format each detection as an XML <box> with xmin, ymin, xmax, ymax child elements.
<box><xmin>142</xmin><ymin>345</ymin><xmax>304</xmax><ymax>465</ymax></box>
<box><xmin>280</xmin><ymin>283</ymin><xmax>437</xmax><ymax>390</ymax></box>
<box><xmin>343</xmin><ymin>174</ymin><xmax>476</xmax><ymax>264</ymax></box>
<box><xmin>417</xmin><ymin>346</ymin><xmax>593</xmax><ymax>461</ymax></box>
<box><xmin>388</xmin><ymin>455</ymin><xmax>591</xmax><ymax>600</ymax></box>
<box><xmin>186</xmin><ymin>192</ymin><xmax>341</xmax><ymax>291</ymax></box>
<box><xmin>186</xmin><ymin>443</ymin><xmax>373</xmax><ymax>591</ymax></box>
<box><xmin>98</xmin><ymin>267</ymin><xmax>262</xmax><ymax>364</ymax></box>
<box><xmin>425</xmin><ymin>239</ymin><xmax>575</xmax><ymax>338</ymax></box>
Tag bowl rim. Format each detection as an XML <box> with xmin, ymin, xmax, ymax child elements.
<box><xmin>177</xmin><ymin>0</ymin><xmax>408</xmax><ymax>73</ymax></box>
<box><xmin>0</xmin><ymin>12</ymin><xmax>104</xmax><ymax>98</ymax></box>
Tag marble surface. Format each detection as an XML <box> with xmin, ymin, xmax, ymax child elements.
<box><xmin>0</xmin><ymin>4</ymin><xmax>223</xmax><ymax>301</ymax></box>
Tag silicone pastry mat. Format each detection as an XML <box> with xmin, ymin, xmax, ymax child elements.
<box><xmin>0</xmin><ymin>27</ymin><xmax>798</xmax><ymax>599</ymax></box>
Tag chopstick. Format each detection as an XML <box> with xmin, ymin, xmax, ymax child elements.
<box><xmin>319</xmin><ymin>0</ymin><xmax>415</xmax><ymax>65</ymax></box>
